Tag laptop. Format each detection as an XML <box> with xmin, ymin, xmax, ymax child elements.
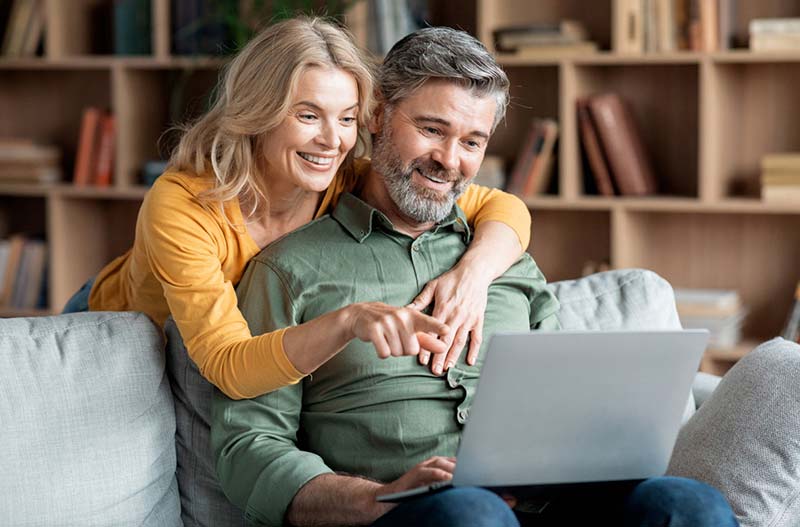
<box><xmin>377</xmin><ymin>330</ymin><xmax>709</xmax><ymax>503</ymax></box>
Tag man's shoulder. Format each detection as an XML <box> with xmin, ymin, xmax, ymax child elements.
<box><xmin>250</xmin><ymin>215</ymin><xmax>346</xmax><ymax>269</ymax></box>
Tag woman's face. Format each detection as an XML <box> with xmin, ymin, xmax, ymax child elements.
<box><xmin>261</xmin><ymin>66</ymin><xmax>360</xmax><ymax>195</ymax></box>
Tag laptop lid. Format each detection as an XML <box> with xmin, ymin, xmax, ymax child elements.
<box><xmin>452</xmin><ymin>330</ymin><xmax>708</xmax><ymax>488</ymax></box>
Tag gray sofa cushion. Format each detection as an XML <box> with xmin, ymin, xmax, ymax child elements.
<box><xmin>0</xmin><ymin>312</ymin><xmax>180</xmax><ymax>527</ymax></box>
<box><xmin>548</xmin><ymin>268</ymin><xmax>682</xmax><ymax>331</ymax></box>
<box><xmin>165</xmin><ymin>317</ymin><xmax>247</xmax><ymax>527</ymax></box>
<box><xmin>668</xmin><ymin>337</ymin><xmax>800</xmax><ymax>527</ymax></box>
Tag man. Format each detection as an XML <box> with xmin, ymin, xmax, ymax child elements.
<box><xmin>212</xmin><ymin>28</ymin><xmax>738</xmax><ymax>527</ymax></box>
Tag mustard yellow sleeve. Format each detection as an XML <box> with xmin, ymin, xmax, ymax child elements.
<box><xmin>456</xmin><ymin>184</ymin><xmax>531</xmax><ymax>250</ymax></box>
<box><xmin>140</xmin><ymin>181</ymin><xmax>304</xmax><ymax>399</ymax></box>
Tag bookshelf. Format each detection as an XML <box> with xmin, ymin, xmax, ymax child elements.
<box><xmin>478</xmin><ymin>0</ymin><xmax>800</xmax><ymax>373</ymax></box>
<box><xmin>1</xmin><ymin>1</ymin><xmax>798</xmax><ymax>373</ymax></box>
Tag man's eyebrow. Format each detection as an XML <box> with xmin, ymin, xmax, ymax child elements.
<box><xmin>294</xmin><ymin>101</ymin><xmax>359</xmax><ymax>112</ymax></box>
<box><xmin>413</xmin><ymin>115</ymin><xmax>490</xmax><ymax>140</ymax></box>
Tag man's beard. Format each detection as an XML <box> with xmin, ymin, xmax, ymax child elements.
<box><xmin>371</xmin><ymin>125</ymin><xmax>469</xmax><ymax>224</ymax></box>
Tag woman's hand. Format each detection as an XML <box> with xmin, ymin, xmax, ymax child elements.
<box><xmin>346</xmin><ymin>302</ymin><xmax>450</xmax><ymax>359</ymax></box>
<box><xmin>408</xmin><ymin>265</ymin><xmax>492</xmax><ymax>375</ymax></box>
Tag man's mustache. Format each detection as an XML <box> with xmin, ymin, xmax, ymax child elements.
<box><xmin>407</xmin><ymin>158</ymin><xmax>463</xmax><ymax>184</ymax></box>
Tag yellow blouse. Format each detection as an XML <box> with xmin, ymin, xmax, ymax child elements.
<box><xmin>89</xmin><ymin>160</ymin><xmax>531</xmax><ymax>399</ymax></box>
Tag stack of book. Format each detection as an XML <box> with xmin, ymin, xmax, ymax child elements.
<box><xmin>750</xmin><ymin>18</ymin><xmax>800</xmax><ymax>52</ymax></box>
<box><xmin>0</xmin><ymin>0</ymin><xmax>45</xmax><ymax>57</ymax></box>
<box><xmin>614</xmin><ymin>0</ymin><xmax>736</xmax><ymax>53</ymax></box>
<box><xmin>0</xmin><ymin>140</ymin><xmax>61</xmax><ymax>184</ymax></box>
<box><xmin>760</xmin><ymin>153</ymin><xmax>800</xmax><ymax>205</ymax></box>
<box><xmin>674</xmin><ymin>288</ymin><xmax>747</xmax><ymax>349</ymax></box>
<box><xmin>493</xmin><ymin>20</ymin><xmax>597</xmax><ymax>59</ymax></box>
<box><xmin>74</xmin><ymin>107</ymin><xmax>116</xmax><ymax>187</ymax></box>
<box><xmin>0</xmin><ymin>235</ymin><xmax>47</xmax><ymax>310</ymax></box>
<box><xmin>506</xmin><ymin>118</ymin><xmax>559</xmax><ymax>198</ymax></box>
<box><xmin>577</xmin><ymin>94</ymin><xmax>658</xmax><ymax>197</ymax></box>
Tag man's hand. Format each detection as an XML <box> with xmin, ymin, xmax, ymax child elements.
<box><xmin>376</xmin><ymin>456</ymin><xmax>456</xmax><ymax>499</ymax></box>
<box><xmin>346</xmin><ymin>302</ymin><xmax>450</xmax><ymax>360</ymax></box>
<box><xmin>408</xmin><ymin>267</ymin><xmax>491</xmax><ymax>375</ymax></box>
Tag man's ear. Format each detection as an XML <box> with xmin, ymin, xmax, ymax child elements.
<box><xmin>368</xmin><ymin>101</ymin><xmax>385</xmax><ymax>135</ymax></box>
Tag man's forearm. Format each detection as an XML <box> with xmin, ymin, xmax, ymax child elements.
<box><xmin>459</xmin><ymin>220</ymin><xmax>525</xmax><ymax>281</ymax></box>
<box><xmin>285</xmin><ymin>473</ymin><xmax>392</xmax><ymax>527</ymax></box>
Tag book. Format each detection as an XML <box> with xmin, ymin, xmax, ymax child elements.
<box><xmin>761</xmin><ymin>174</ymin><xmax>800</xmax><ymax>186</ymax></box>
<box><xmin>94</xmin><ymin>114</ymin><xmax>115</xmax><ymax>187</ymax></box>
<box><xmin>522</xmin><ymin>119</ymin><xmax>558</xmax><ymax>197</ymax></box>
<box><xmin>1</xmin><ymin>0</ymin><xmax>35</xmax><ymax>56</ymax></box>
<box><xmin>507</xmin><ymin>121</ymin><xmax>542</xmax><ymax>196</ymax></box>
<box><xmin>674</xmin><ymin>287</ymin><xmax>742</xmax><ymax>318</ymax></box>
<box><xmin>0</xmin><ymin>234</ymin><xmax>25</xmax><ymax>306</ymax></box>
<box><xmin>699</xmin><ymin>0</ymin><xmax>719</xmax><ymax>52</ymax></box>
<box><xmin>718</xmin><ymin>0</ymin><xmax>736</xmax><ymax>50</ymax></box>
<box><xmin>493</xmin><ymin>20</ymin><xmax>588</xmax><ymax>52</ymax></box>
<box><xmin>114</xmin><ymin>0</ymin><xmax>152</xmax><ymax>55</ymax></box>
<box><xmin>761</xmin><ymin>153</ymin><xmax>800</xmax><ymax>172</ymax></box>
<box><xmin>655</xmin><ymin>0</ymin><xmax>677</xmax><ymax>52</ymax></box>
<box><xmin>577</xmin><ymin>98</ymin><xmax>615</xmax><ymax>196</ymax></box>
<box><xmin>73</xmin><ymin>107</ymin><xmax>104</xmax><ymax>186</ymax></box>
<box><xmin>762</xmin><ymin>185</ymin><xmax>800</xmax><ymax>204</ymax></box>
<box><xmin>11</xmin><ymin>239</ymin><xmax>46</xmax><ymax>309</ymax></box>
<box><xmin>20</xmin><ymin>0</ymin><xmax>43</xmax><ymax>56</ymax></box>
<box><xmin>0</xmin><ymin>142</ymin><xmax>61</xmax><ymax>183</ymax></box>
<box><xmin>782</xmin><ymin>282</ymin><xmax>800</xmax><ymax>343</ymax></box>
<box><xmin>507</xmin><ymin>42</ymin><xmax>598</xmax><ymax>58</ymax></box>
<box><xmin>614</xmin><ymin>0</ymin><xmax>645</xmax><ymax>53</ymax></box>
<box><xmin>587</xmin><ymin>93</ymin><xmax>658</xmax><ymax>196</ymax></box>
<box><xmin>750</xmin><ymin>18</ymin><xmax>800</xmax><ymax>35</ymax></box>
<box><xmin>751</xmin><ymin>34</ymin><xmax>800</xmax><ymax>52</ymax></box>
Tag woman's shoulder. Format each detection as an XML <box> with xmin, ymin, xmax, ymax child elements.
<box><xmin>151</xmin><ymin>170</ymin><xmax>216</xmax><ymax>198</ymax></box>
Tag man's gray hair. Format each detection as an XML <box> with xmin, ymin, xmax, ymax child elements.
<box><xmin>379</xmin><ymin>27</ymin><xmax>510</xmax><ymax>130</ymax></box>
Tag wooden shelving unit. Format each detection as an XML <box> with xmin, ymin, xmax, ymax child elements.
<box><xmin>479</xmin><ymin>0</ymin><xmax>800</xmax><ymax>370</ymax></box>
<box><xmin>2</xmin><ymin>1</ymin><xmax>798</xmax><ymax>372</ymax></box>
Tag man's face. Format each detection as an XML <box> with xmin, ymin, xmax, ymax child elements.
<box><xmin>370</xmin><ymin>79</ymin><xmax>497</xmax><ymax>223</ymax></box>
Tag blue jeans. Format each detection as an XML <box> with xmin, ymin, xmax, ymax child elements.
<box><xmin>61</xmin><ymin>277</ymin><xmax>95</xmax><ymax>313</ymax></box>
<box><xmin>371</xmin><ymin>477</ymin><xmax>739</xmax><ymax>527</ymax></box>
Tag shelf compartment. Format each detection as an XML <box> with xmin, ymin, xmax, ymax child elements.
<box><xmin>614</xmin><ymin>210</ymin><xmax>800</xmax><ymax>342</ymax></box>
<box><xmin>528</xmin><ymin>209</ymin><xmax>611</xmax><ymax>282</ymax></box>
<box><xmin>487</xmin><ymin>65</ymin><xmax>560</xmax><ymax>192</ymax></box>
<box><xmin>572</xmin><ymin>63</ymin><xmax>700</xmax><ymax>199</ymax></box>
<box><xmin>478</xmin><ymin>0</ymin><xmax>612</xmax><ymax>53</ymax></box>
<box><xmin>0</xmin><ymin>69</ymin><xmax>112</xmax><ymax>185</ymax></box>
<box><xmin>48</xmin><ymin>196</ymin><xmax>141</xmax><ymax>310</ymax></box>
<box><xmin>702</xmin><ymin>61</ymin><xmax>800</xmax><ymax>201</ymax></box>
<box><xmin>114</xmin><ymin>66</ymin><xmax>219</xmax><ymax>186</ymax></box>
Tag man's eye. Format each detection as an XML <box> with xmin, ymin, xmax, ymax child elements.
<box><xmin>466</xmin><ymin>140</ymin><xmax>480</xmax><ymax>149</ymax></box>
<box><xmin>422</xmin><ymin>127</ymin><xmax>441</xmax><ymax>136</ymax></box>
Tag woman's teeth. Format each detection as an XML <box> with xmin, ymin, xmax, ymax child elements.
<box><xmin>298</xmin><ymin>152</ymin><xmax>333</xmax><ymax>166</ymax></box>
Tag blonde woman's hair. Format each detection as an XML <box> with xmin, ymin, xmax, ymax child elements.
<box><xmin>168</xmin><ymin>16</ymin><xmax>375</xmax><ymax>223</ymax></box>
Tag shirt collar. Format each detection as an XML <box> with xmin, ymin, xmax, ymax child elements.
<box><xmin>332</xmin><ymin>193</ymin><xmax>471</xmax><ymax>244</ymax></box>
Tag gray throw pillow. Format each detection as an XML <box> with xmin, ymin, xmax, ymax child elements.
<box><xmin>165</xmin><ymin>317</ymin><xmax>247</xmax><ymax>527</ymax></box>
<box><xmin>668</xmin><ymin>337</ymin><xmax>800</xmax><ymax>527</ymax></box>
<box><xmin>0</xmin><ymin>312</ymin><xmax>180</xmax><ymax>526</ymax></box>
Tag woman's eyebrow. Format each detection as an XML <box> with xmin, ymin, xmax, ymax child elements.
<box><xmin>294</xmin><ymin>101</ymin><xmax>359</xmax><ymax>112</ymax></box>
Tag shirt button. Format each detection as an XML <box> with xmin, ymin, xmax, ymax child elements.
<box><xmin>448</xmin><ymin>377</ymin><xmax>458</xmax><ymax>389</ymax></box>
<box><xmin>412</xmin><ymin>246</ymin><xmax>420</xmax><ymax>252</ymax></box>
<box><xmin>457</xmin><ymin>409</ymin><xmax>469</xmax><ymax>422</ymax></box>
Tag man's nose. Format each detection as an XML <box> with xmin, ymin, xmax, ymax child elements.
<box><xmin>431</xmin><ymin>139</ymin><xmax>459</xmax><ymax>172</ymax></box>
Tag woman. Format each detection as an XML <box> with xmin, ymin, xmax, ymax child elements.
<box><xmin>69</xmin><ymin>17</ymin><xmax>532</xmax><ymax>400</ymax></box>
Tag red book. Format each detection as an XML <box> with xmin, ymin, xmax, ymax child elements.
<box><xmin>93</xmin><ymin>114</ymin><xmax>115</xmax><ymax>187</ymax></box>
<box><xmin>73</xmin><ymin>107</ymin><xmax>103</xmax><ymax>186</ymax></box>
<box><xmin>507</xmin><ymin>121</ymin><xmax>541</xmax><ymax>196</ymax></box>
<box><xmin>576</xmin><ymin>98</ymin><xmax>615</xmax><ymax>196</ymax></box>
<box><xmin>587</xmin><ymin>93</ymin><xmax>658</xmax><ymax>196</ymax></box>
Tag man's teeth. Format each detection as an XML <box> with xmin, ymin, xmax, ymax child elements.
<box><xmin>298</xmin><ymin>153</ymin><xmax>333</xmax><ymax>166</ymax></box>
<box><xmin>423</xmin><ymin>173</ymin><xmax>447</xmax><ymax>184</ymax></box>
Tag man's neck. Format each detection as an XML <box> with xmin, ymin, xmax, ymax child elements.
<box><xmin>360</xmin><ymin>169</ymin><xmax>436</xmax><ymax>239</ymax></box>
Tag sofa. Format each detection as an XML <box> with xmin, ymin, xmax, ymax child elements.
<box><xmin>1</xmin><ymin>269</ymin><xmax>798</xmax><ymax>527</ymax></box>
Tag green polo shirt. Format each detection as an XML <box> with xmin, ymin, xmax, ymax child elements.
<box><xmin>211</xmin><ymin>192</ymin><xmax>560</xmax><ymax>527</ymax></box>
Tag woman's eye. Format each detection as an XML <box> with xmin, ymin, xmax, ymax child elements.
<box><xmin>341</xmin><ymin>116</ymin><xmax>357</xmax><ymax>125</ymax></box>
<box><xmin>299</xmin><ymin>113</ymin><xmax>317</xmax><ymax>121</ymax></box>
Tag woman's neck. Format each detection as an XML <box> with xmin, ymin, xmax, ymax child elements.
<box><xmin>241</xmin><ymin>182</ymin><xmax>322</xmax><ymax>249</ymax></box>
